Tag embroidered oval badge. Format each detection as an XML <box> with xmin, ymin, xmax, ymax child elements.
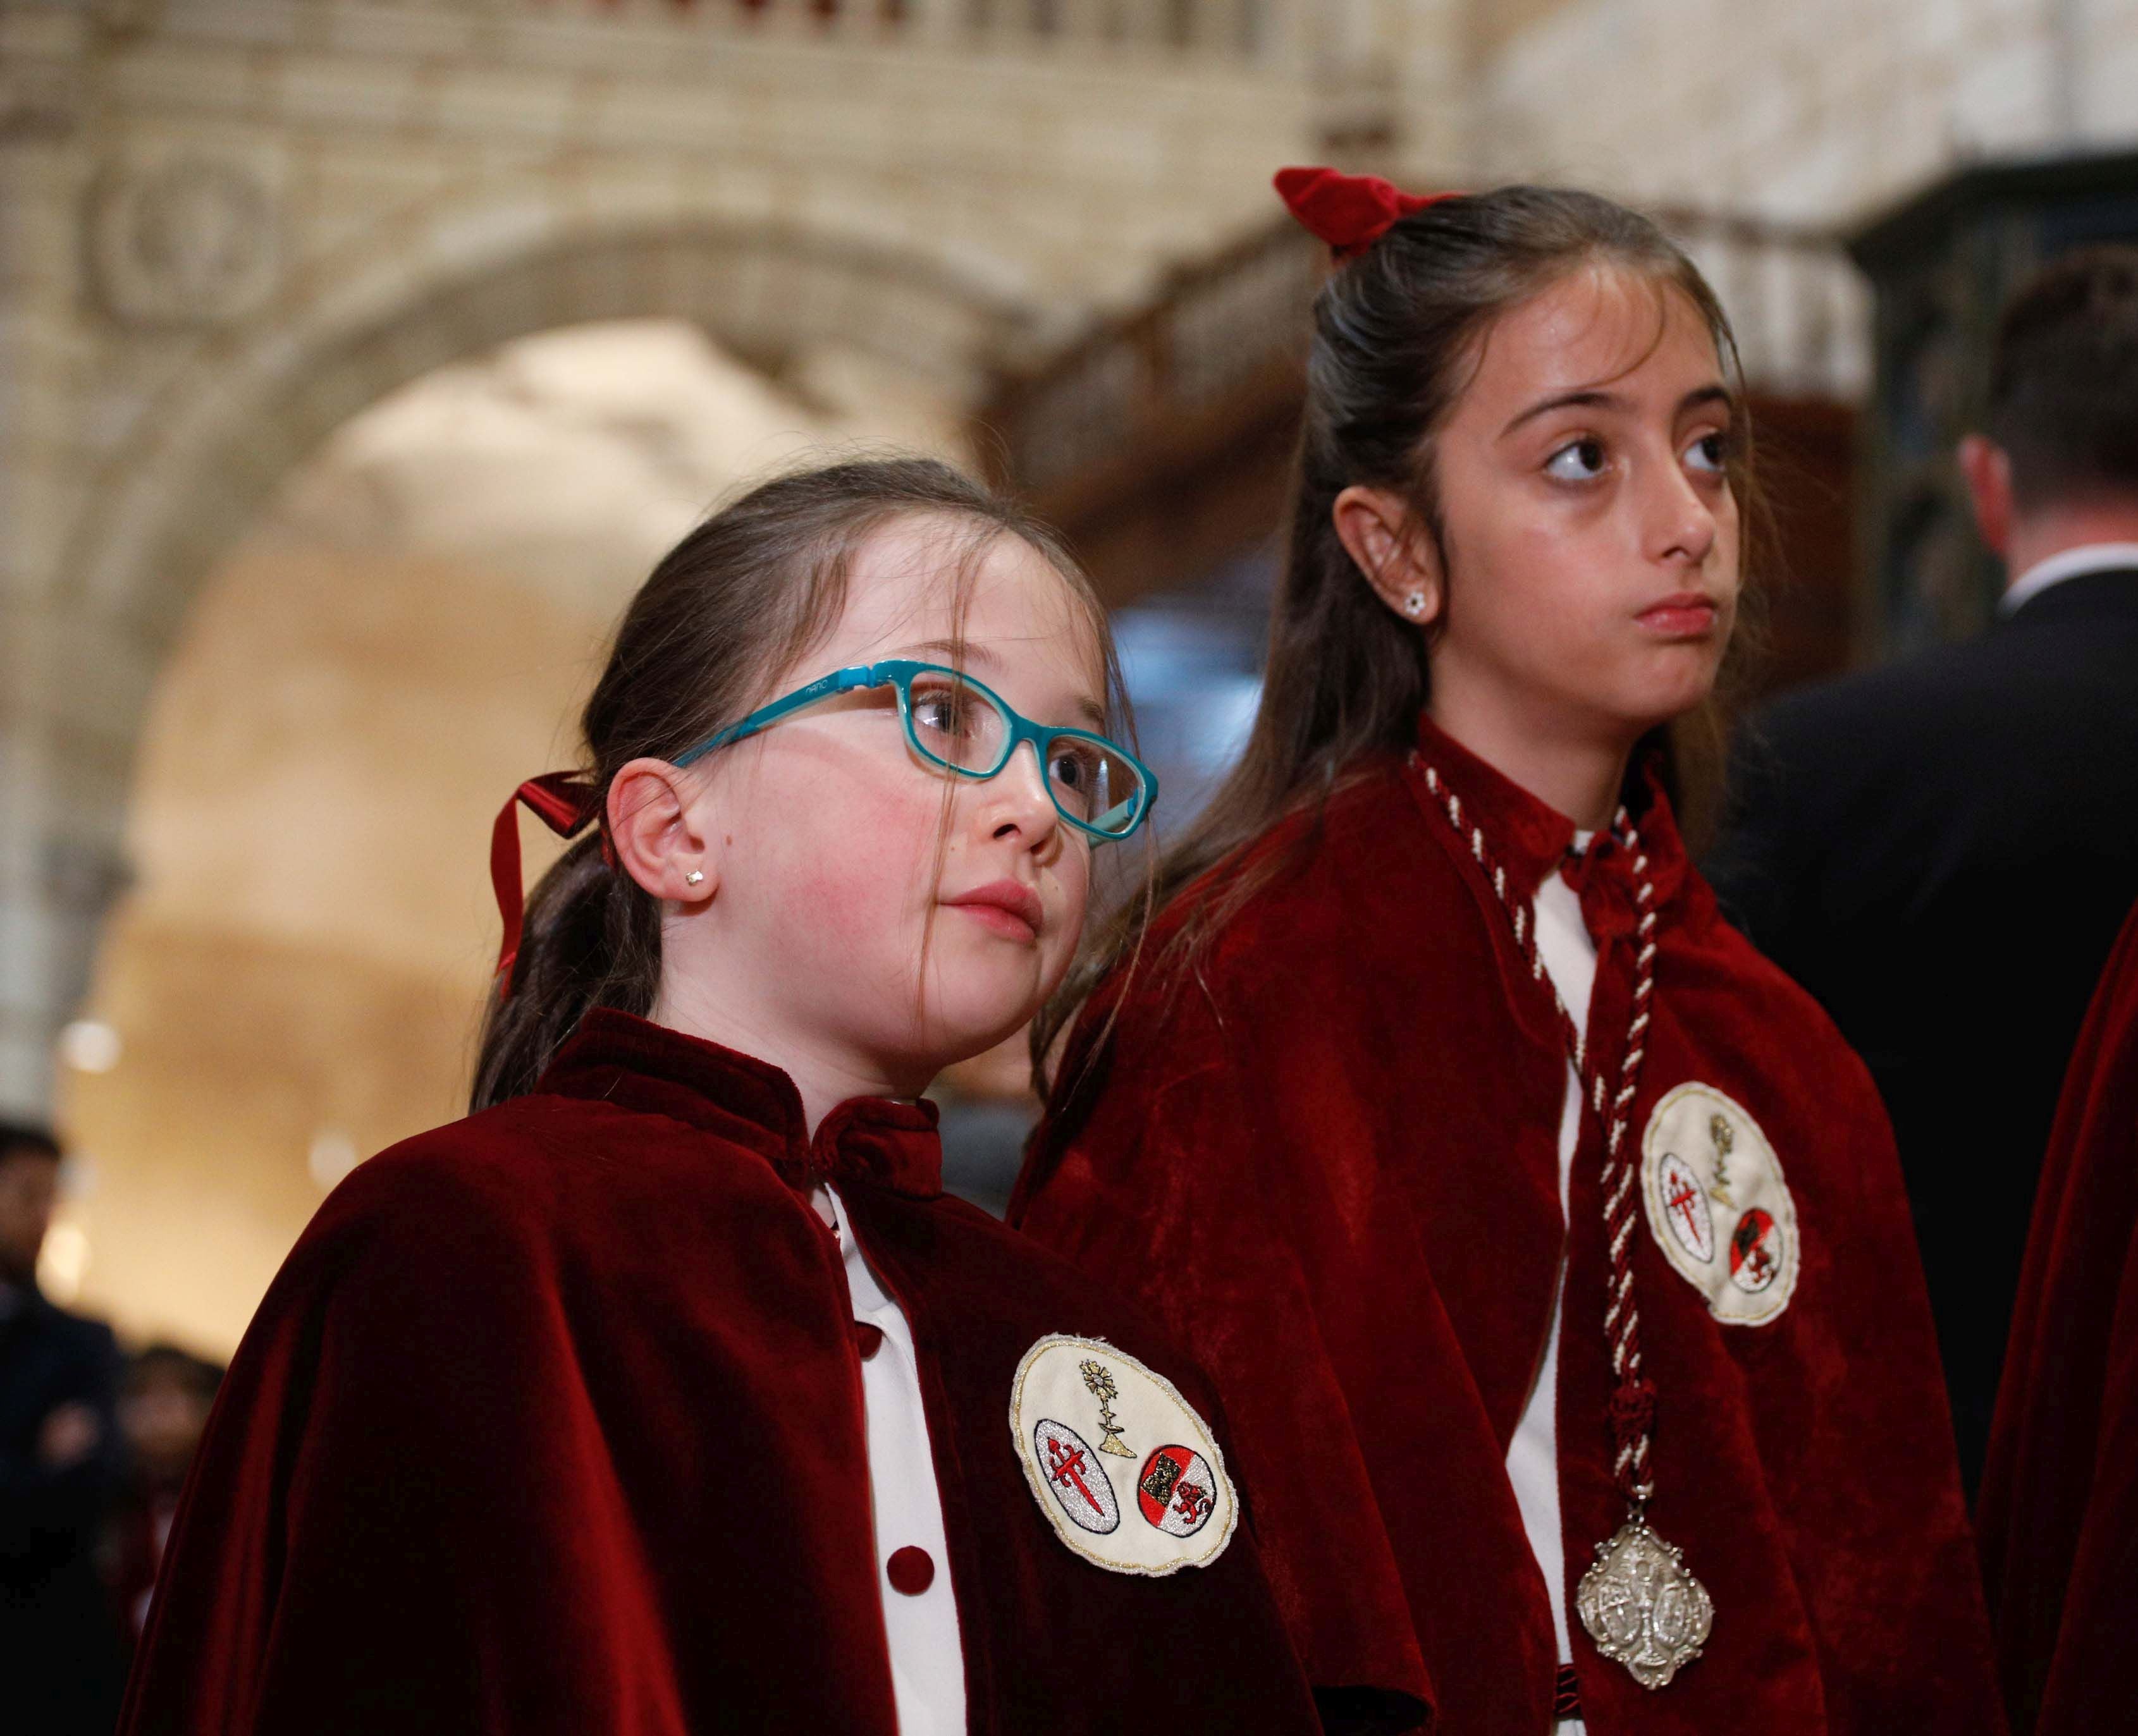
<box><xmin>1010</xmin><ymin>1335</ymin><xmax>1236</xmax><ymax>1575</ymax></box>
<box><xmin>1640</xmin><ymin>1082</ymin><xmax>1800</xmax><ymax>1326</ymax></box>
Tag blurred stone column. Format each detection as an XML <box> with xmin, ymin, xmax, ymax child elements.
<box><xmin>1293</xmin><ymin>0</ymin><xmax>1466</xmax><ymax>172</ymax></box>
<box><xmin>0</xmin><ymin>3</ymin><xmax>128</xmax><ymax>1118</ymax></box>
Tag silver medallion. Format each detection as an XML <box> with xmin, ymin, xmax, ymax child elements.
<box><xmin>1575</xmin><ymin>1519</ymin><xmax>1713</xmax><ymax>1689</ymax></box>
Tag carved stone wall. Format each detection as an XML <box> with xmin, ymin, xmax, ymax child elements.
<box><xmin>1469</xmin><ymin>0</ymin><xmax>2138</xmax><ymax>221</ymax></box>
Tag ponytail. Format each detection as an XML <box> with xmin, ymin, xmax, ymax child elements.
<box><xmin>471</xmin><ymin>834</ymin><xmax>658</xmax><ymax>1110</ymax></box>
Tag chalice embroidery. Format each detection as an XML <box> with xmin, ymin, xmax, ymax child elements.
<box><xmin>1079</xmin><ymin>1359</ymin><xmax>1136</xmax><ymax>1457</ymax></box>
<box><xmin>1575</xmin><ymin>1520</ymin><xmax>1714</xmax><ymax>1690</ymax></box>
<box><xmin>1708</xmin><ymin>1113</ymin><xmax>1735</xmax><ymax>1206</ymax></box>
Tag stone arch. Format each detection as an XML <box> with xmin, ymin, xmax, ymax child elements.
<box><xmin>0</xmin><ymin>188</ymin><xmax>1031</xmax><ymax>1113</ymax></box>
<box><xmin>66</xmin><ymin>204</ymin><xmax>1035</xmax><ymax>697</ymax></box>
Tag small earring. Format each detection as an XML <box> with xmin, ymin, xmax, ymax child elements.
<box><xmin>684</xmin><ymin>870</ymin><xmax>704</xmax><ymax>886</ymax></box>
<box><xmin>1404</xmin><ymin>591</ymin><xmax>1427</xmax><ymax>618</ymax></box>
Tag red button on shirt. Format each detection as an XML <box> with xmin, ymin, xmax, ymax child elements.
<box><xmin>886</xmin><ymin>1545</ymin><xmax>935</xmax><ymax>1596</ymax></box>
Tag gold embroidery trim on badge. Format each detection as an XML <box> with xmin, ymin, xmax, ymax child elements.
<box><xmin>1009</xmin><ymin>1334</ymin><xmax>1238</xmax><ymax>1577</ymax></box>
<box><xmin>1640</xmin><ymin>1082</ymin><xmax>1800</xmax><ymax>1326</ymax></box>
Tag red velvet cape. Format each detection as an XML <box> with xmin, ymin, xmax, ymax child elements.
<box><xmin>1012</xmin><ymin>719</ymin><xmax>2002</xmax><ymax>1735</ymax></box>
<box><xmin>118</xmin><ymin>1012</ymin><xmax>1320</xmax><ymax>1736</ymax></box>
<box><xmin>1978</xmin><ymin>896</ymin><xmax>2138</xmax><ymax>1735</ymax></box>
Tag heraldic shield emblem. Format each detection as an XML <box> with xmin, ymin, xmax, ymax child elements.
<box><xmin>1639</xmin><ymin>1082</ymin><xmax>1801</xmax><ymax>1326</ymax></box>
<box><xmin>1009</xmin><ymin>1335</ymin><xmax>1237</xmax><ymax>1576</ymax></box>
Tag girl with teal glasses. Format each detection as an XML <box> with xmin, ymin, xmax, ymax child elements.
<box><xmin>120</xmin><ymin>458</ymin><xmax>1318</xmax><ymax>1736</ymax></box>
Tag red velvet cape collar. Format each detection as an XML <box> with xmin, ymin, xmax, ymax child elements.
<box><xmin>1404</xmin><ymin>711</ymin><xmax>1693</xmax><ymax>944</ymax></box>
<box><xmin>538</xmin><ymin>1009</ymin><xmax>943</xmax><ymax>1199</ymax></box>
<box><xmin>121</xmin><ymin>1006</ymin><xmax>1322</xmax><ymax>1736</ymax></box>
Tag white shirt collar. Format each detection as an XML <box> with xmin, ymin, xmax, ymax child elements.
<box><xmin>2000</xmin><ymin>542</ymin><xmax>2138</xmax><ymax>617</ymax></box>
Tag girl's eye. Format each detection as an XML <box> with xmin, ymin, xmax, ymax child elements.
<box><xmin>1047</xmin><ymin>740</ymin><xmax>1109</xmax><ymax>816</ymax></box>
<box><xmin>912</xmin><ymin>688</ymin><xmax>977</xmax><ymax>738</ymax></box>
<box><xmin>1685</xmin><ymin>431</ymin><xmax>1730</xmax><ymax>475</ymax></box>
<box><xmin>907</xmin><ymin>676</ymin><xmax>1009</xmax><ymax>773</ymax></box>
<box><xmin>1544</xmin><ymin>437</ymin><xmax>1608</xmax><ymax>482</ymax></box>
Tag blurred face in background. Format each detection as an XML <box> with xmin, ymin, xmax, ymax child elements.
<box><xmin>0</xmin><ymin>1147</ymin><xmax>59</xmax><ymax>1287</ymax></box>
<box><xmin>123</xmin><ymin>1359</ymin><xmax>219</xmax><ymax>1486</ymax></box>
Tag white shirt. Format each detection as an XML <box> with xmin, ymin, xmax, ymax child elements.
<box><xmin>1999</xmin><ymin>541</ymin><xmax>2138</xmax><ymax>616</ymax></box>
<box><xmin>820</xmin><ymin>1185</ymin><xmax>966</xmax><ymax>1736</ymax></box>
<box><xmin>1502</xmin><ymin>839</ymin><xmax>1597</xmax><ymax>1730</ymax></box>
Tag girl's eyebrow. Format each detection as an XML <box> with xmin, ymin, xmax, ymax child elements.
<box><xmin>1498</xmin><ymin>381</ymin><xmax>1733</xmax><ymax>439</ymax></box>
<box><xmin>899</xmin><ymin>636</ymin><xmax>1002</xmax><ymax>671</ymax></box>
<box><xmin>893</xmin><ymin>638</ymin><xmax>1109</xmax><ymax>730</ymax></box>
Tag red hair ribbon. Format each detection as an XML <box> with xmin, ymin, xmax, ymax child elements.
<box><xmin>1274</xmin><ymin>165</ymin><xmax>1456</xmax><ymax>260</ymax></box>
<box><xmin>490</xmin><ymin>773</ymin><xmax>605</xmax><ymax>999</ymax></box>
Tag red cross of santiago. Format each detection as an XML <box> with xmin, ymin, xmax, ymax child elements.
<box><xmin>1667</xmin><ymin>1175</ymin><xmax>1704</xmax><ymax>1242</ymax></box>
<box><xmin>1046</xmin><ymin>1435</ymin><xmax>1105</xmax><ymax>1518</ymax></box>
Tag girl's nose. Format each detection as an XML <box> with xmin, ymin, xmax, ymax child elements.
<box><xmin>1647</xmin><ymin>460</ymin><xmax>1719</xmax><ymax>566</ymax></box>
<box><xmin>980</xmin><ymin>739</ymin><xmax>1060</xmax><ymax>848</ymax></box>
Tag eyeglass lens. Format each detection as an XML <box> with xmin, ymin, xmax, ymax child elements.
<box><xmin>904</xmin><ymin>669</ymin><xmax>1144</xmax><ymax>837</ymax></box>
<box><xmin>906</xmin><ymin>669</ymin><xmax>1010</xmax><ymax>773</ymax></box>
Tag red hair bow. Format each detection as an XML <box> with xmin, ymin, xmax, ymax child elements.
<box><xmin>1274</xmin><ymin>165</ymin><xmax>1456</xmax><ymax>259</ymax></box>
<box><xmin>489</xmin><ymin>772</ymin><xmax>605</xmax><ymax>999</ymax></box>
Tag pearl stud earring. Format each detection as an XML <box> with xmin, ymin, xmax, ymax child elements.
<box><xmin>685</xmin><ymin>870</ymin><xmax>704</xmax><ymax>886</ymax></box>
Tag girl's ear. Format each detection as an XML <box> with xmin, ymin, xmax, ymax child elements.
<box><xmin>608</xmin><ymin>757</ymin><xmax>718</xmax><ymax>903</ymax></box>
<box><xmin>1332</xmin><ymin>484</ymin><xmax>1445</xmax><ymax>628</ymax></box>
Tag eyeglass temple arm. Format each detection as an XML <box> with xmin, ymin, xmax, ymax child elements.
<box><xmin>671</xmin><ymin>666</ymin><xmax>887</xmax><ymax>769</ymax></box>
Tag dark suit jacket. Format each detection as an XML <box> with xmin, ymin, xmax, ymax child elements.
<box><xmin>1708</xmin><ymin>566</ymin><xmax>2138</xmax><ymax>1497</ymax></box>
<box><xmin>1</xmin><ymin>1281</ymin><xmax>126</xmax><ymax>1735</ymax></box>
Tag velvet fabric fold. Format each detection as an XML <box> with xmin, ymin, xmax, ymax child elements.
<box><xmin>1979</xmin><ymin>896</ymin><xmax>2138</xmax><ymax>1736</ymax></box>
<box><xmin>1012</xmin><ymin>718</ymin><xmax>2003</xmax><ymax>1734</ymax></box>
<box><xmin>119</xmin><ymin>1010</ymin><xmax>1320</xmax><ymax>1736</ymax></box>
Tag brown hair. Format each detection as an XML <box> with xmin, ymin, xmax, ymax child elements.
<box><xmin>472</xmin><ymin>455</ymin><xmax>1114</xmax><ymax>1111</ymax></box>
<box><xmin>1987</xmin><ymin>244</ymin><xmax>2138</xmax><ymax>511</ymax></box>
<box><xmin>1038</xmin><ymin>185</ymin><xmax>1768</xmax><ymax>1065</ymax></box>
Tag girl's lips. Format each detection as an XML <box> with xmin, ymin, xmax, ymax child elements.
<box><xmin>942</xmin><ymin>881</ymin><xmax>1043</xmax><ymax>943</ymax></box>
<box><xmin>1637</xmin><ymin>594</ymin><xmax>1719</xmax><ymax>637</ymax></box>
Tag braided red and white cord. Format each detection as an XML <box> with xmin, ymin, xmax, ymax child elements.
<box><xmin>1416</xmin><ymin>758</ymin><xmax>1661</xmax><ymax>1509</ymax></box>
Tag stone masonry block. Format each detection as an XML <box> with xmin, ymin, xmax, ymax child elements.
<box><xmin>270</xmin><ymin>52</ymin><xmax>422</xmax><ymax>134</ymax></box>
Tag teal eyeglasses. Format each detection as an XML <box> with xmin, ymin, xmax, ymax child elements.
<box><xmin>673</xmin><ymin>659</ymin><xmax>1157</xmax><ymax>842</ymax></box>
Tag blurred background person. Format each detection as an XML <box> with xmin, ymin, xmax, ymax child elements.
<box><xmin>0</xmin><ymin>1122</ymin><xmax>128</xmax><ymax>1735</ymax></box>
<box><xmin>1708</xmin><ymin>246</ymin><xmax>2138</xmax><ymax>1495</ymax></box>
<box><xmin>106</xmin><ymin>1344</ymin><xmax>222</xmax><ymax>1649</ymax></box>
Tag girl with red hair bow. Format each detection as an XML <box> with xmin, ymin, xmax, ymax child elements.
<box><xmin>120</xmin><ymin>458</ymin><xmax>1320</xmax><ymax>1736</ymax></box>
<box><xmin>1012</xmin><ymin>174</ymin><xmax>2003</xmax><ymax>1734</ymax></box>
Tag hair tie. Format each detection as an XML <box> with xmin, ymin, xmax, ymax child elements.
<box><xmin>489</xmin><ymin>773</ymin><xmax>606</xmax><ymax>1001</ymax></box>
<box><xmin>1274</xmin><ymin>165</ymin><xmax>1457</xmax><ymax>260</ymax></box>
